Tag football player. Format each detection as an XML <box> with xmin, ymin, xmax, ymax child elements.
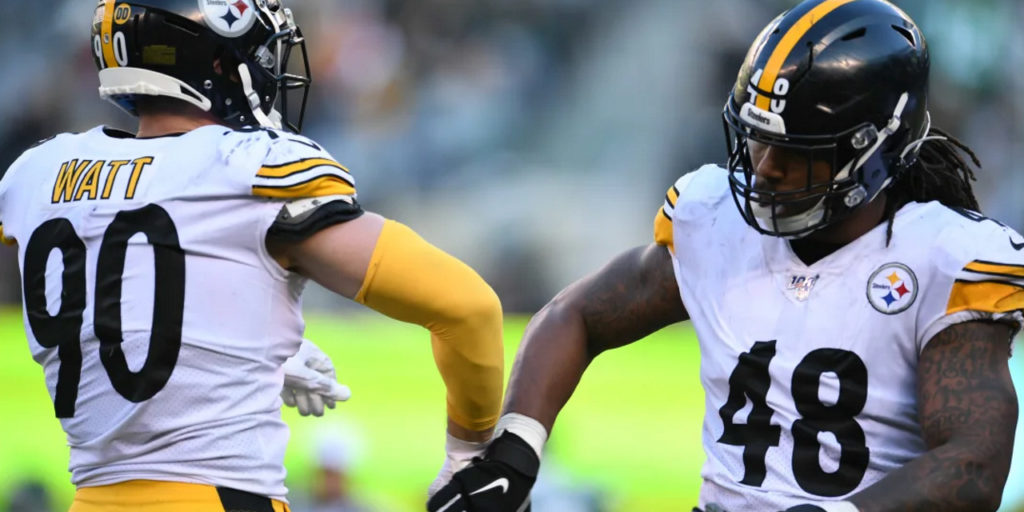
<box><xmin>0</xmin><ymin>1</ymin><xmax>504</xmax><ymax>510</ymax></box>
<box><xmin>428</xmin><ymin>1</ymin><xmax>1020</xmax><ymax>511</ymax></box>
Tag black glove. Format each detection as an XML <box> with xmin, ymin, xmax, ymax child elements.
<box><xmin>783</xmin><ymin>506</ymin><xmax>828</xmax><ymax>512</ymax></box>
<box><xmin>426</xmin><ymin>431</ymin><xmax>539</xmax><ymax>512</ymax></box>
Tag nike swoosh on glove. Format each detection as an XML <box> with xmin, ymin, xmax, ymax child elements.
<box><xmin>426</xmin><ymin>431</ymin><xmax>539</xmax><ymax>512</ymax></box>
<box><xmin>281</xmin><ymin>338</ymin><xmax>351</xmax><ymax>417</ymax></box>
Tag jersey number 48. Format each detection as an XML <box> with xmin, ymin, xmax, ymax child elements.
<box><xmin>717</xmin><ymin>340</ymin><xmax>870</xmax><ymax>497</ymax></box>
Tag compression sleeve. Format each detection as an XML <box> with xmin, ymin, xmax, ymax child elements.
<box><xmin>354</xmin><ymin>220</ymin><xmax>504</xmax><ymax>431</ymax></box>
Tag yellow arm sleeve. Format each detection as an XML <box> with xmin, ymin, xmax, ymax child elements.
<box><xmin>355</xmin><ymin>220</ymin><xmax>504</xmax><ymax>431</ymax></box>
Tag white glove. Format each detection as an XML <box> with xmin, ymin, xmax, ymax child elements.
<box><xmin>281</xmin><ymin>338</ymin><xmax>351</xmax><ymax>417</ymax></box>
<box><xmin>427</xmin><ymin>433</ymin><xmax>489</xmax><ymax>497</ymax></box>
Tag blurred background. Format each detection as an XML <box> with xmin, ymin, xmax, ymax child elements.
<box><xmin>1</xmin><ymin>0</ymin><xmax>1023</xmax><ymax>510</ymax></box>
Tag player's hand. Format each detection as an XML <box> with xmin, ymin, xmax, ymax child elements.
<box><xmin>281</xmin><ymin>338</ymin><xmax>351</xmax><ymax>416</ymax></box>
<box><xmin>428</xmin><ymin>433</ymin><xmax>488</xmax><ymax>498</ymax></box>
<box><xmin>426</xmin><ymin>430</ymin><xmax>539</xmax><ymax>512</ymax></box>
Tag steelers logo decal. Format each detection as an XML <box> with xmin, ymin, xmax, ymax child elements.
<box><xmin>866</xmin><ymin>263</ymin><xmax>918</xmax><ymax>315</ymax></box>
<box><xmin>198</xmin><ymin>0</ymin><xmax>257</xmax><ymax>38</ymax></box>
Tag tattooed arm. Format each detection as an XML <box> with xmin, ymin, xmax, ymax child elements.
<box><xmin>503</xmin><ymin>243</ymin><xmax>687</xmax><ymax>432</ymax></box>
<box><xmin>849</xmin><ymin>321</ymin><xmax>1018</xmax><ymax>512</ymax></box>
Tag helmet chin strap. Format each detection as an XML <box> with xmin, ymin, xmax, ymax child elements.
<box><xmin>899</xmin><ymin>111</ymin><xmax>944</xmax><ymax>161</ymax></box>
<box><xmin>238</xmin><ymin>63</ymin><xmax>282</xmax><ymax>129</ymax></box>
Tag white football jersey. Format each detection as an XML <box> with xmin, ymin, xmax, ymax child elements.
<box><xmin>653</xmin><ymin>164</ymin><xmax>1024</xmax><ymax>510</ymax></box>
<box><xmin>0</xmin><ymin>125</ymin><xmax>358</xmax><ymax>500</ymax></box>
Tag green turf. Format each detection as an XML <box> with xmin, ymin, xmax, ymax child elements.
<box><xmin>0</xmin><ymin>309</ymin><xmax>704</xmax><ymax>511</ymax></box>
<box><xmin>8</xmin><ymin>309</ymin><xmax>1022</xmax><ymax>511</ymax></box>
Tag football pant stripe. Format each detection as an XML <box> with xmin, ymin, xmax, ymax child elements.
<box><xmin>755</xmin><ymin>0</ymin><xmax>858</xmax><ymax>111</ymax></box>
<box><xmin>946</xmin><ymin>279</ymin><xmax>1024</xmax><ymax>315</ymax></box>
<box><xmin>0</xmin><ymin>224</ymin><xmax>11</xmax><ymax>245</ymax></box>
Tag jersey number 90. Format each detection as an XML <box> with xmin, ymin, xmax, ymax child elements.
<box><xmin>22</xmin><ymin>204</ymin><xmax>184</xmax><ymax>418</ymax></box>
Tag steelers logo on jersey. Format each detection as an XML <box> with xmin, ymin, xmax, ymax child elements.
<box><xmin>867</xmin><ymin>262</ymin><xmax>918</xmax><ymax>314</ymax></box>
<box><xmin>198</xmin><ymin>0</ymin><xmax>257</xmax><ymax>38</ymax></box>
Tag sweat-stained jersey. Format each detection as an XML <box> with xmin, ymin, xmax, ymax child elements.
<box><xmin>653</xmin><ymin>164</ymin><xmax>1024</xmax><ymax>510</ymax></box>
<box><xmin>0</xmin><ymin>125</ymin><xmax>360</xmax><ymax>500</ymax></box>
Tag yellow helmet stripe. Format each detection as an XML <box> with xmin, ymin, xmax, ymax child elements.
<box><xmin>755</xmin><ymin>0</ymin><xmax>859</xmax><ymax>111</ymax></box>
<box><xmin>101</xmin><ymin>0</ymin><xmax>118</xmax><ymax>69</ymax></box>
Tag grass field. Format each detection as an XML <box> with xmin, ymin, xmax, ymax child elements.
<box><xmin>3</xmin><ymin>308</ymin><xmax>1024</xmax><ymax>511</ymax></box>
<box><xmin>0</xmin><ymin>309</ymin><xmax>705</xmax><ymax>511</ymax></box>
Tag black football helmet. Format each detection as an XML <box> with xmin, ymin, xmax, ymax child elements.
<box><xmin>91</xmin><ymin>0</ymin><xmax>311</xmax><ymax>132</ymax></box>
<box><xmin>723</xmin><ymin>0</ymin><xmax>931</xmax><ymax>238</ymax></box>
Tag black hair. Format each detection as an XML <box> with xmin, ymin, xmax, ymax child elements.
<box><xmin>883</xmin><ymin>126</ymin><xmax>981</xmax><ymax>243</ymax></box>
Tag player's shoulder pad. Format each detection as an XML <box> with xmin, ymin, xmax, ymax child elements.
<box><xmin>247</xmin><ymin>128</ymin><xmax>356</xmax><ymax>200</ymax></box>
<box><xmin>654</xmin><ymin>164</ymin><xmax>727</xmax><ymax>248</ymax></box>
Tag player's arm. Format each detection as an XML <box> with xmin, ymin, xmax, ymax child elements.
<box><xmin>269</xmin><ymin>212</ymin><xmax>504</xmax><ymax>442</ymax></box>
<box><xmin>427</xmin><ymin>242</ymin><xmax>687</xmax><ymax>511</ymax></box>
<box><xmin>846</xmin><ymin>321</ymin><xmax>1017</xmax><ymax>512</ymax></box>
<box><xmin>504</xmin><ymin>242</ymin><xmax>688</xmax><ymax>431</ymax></box>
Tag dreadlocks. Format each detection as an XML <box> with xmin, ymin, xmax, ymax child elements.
<box><xmin>883</xmin><ymin>126</ymin><xmax>982</xmax><ymax>243</ymax></box>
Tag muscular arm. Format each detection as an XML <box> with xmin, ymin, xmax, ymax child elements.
<box><xmin>270</xmin><ymin>212</ymin><xmax>502</xmax><ymax>441</ymax></box>
<box><xmin>503</xmin><ymin>243</ymin><xmax>688</xmax><ymax>432</ymax></box>
<box><xmin>849</xmin><ymin>321</ymin><xmax>1018</xmax><ymax>512</ymax></box>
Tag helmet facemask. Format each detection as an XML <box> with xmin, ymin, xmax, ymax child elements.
<box><xmin>238</xmin><ymin>3</ymin><xmax>311</xmax><ymax>132</ymax></box>
<box><xmin>724</xmin><ymin>93</ymin><xmax>914</xmax><ymax>239</ymax></box>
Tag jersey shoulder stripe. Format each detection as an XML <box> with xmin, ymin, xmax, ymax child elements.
<box><xmin>947</xmin><ymin>259</ymin><xmax>1024</xmax><ymax>315</ymax></box>
<box><xmin>252</xmin><ymin>175</ymin><xmax>355</xmax><ymax>199</ymax></box>
<box><xmin>653</xmin><ymin>166</ymin><xmax>720</xmax><ymax>248</ymax></box>
<box><xmin>947</xmin><ymin>279</ymin><xmax>1024</xmax><ymax>315</ymax></box>
<box><xmin>251</xmin><ymin>133</ymin><xmax>357</xmax><ymax>200</ymax></box>
<box><xmin>256</xmin><ymin>158</ymin><xmax>353</xmax><ymax>185</ymax></box>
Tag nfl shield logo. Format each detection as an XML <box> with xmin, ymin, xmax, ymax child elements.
<box><xmin>787</xmin><ymin>274</ymin><xmax>820</xmax><ymax>301</ymax></box>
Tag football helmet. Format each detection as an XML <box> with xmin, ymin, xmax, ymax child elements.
<box><xmin>91</xmin><ymin>0</ymin><xmax>311</xmax><ymax>132</ymax></box>
<box><xmin>723</xmin><ymin>0</ymin><xmax>930</xmax><ymax>237</ymax></box>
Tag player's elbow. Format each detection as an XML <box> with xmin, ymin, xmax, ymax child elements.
<box><xmin>440</xmin><ymin>277</ymin><xmax>503</xmax><ymax>334</ymax></box>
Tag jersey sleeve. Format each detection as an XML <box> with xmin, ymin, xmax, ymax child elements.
<box><xmin>918</xmin><ymin>218</ymin><xmax>1024</xmax><ymax>351</ymax></box>
<box><xmin>252</xmin><ymin>132</ymin><xmax>364</xmax><ymax>240</ymax></box>
<box><xmin>0</xmin><ymin>139</ymin><xmax>44</xmax><ymax>246</ymax></box>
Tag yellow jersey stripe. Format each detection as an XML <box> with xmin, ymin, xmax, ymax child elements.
<box><xmin>755</xmin><ymin>0</ymin><xmax>858</xmax><ymax>110</ymax></box>
<box><xmin>666</xmin><ymin>185</ymin><xmax>680</xmax><ymax>208</ymax></box>
<box><xmin>946</xmin><ymin>280</ymin><xmax>1024</xmax><ymax>315</ymax></box>
<box><xmin>101</xmin><ymin>0</ymin><xmax>118</xmax><ymax>69</ymax></box>
<box><xmin>964</xmin><ymin>260</ymin><xmax>1024</xmax><ymax>279</ymax></box>
<box><xmin>258</xmin><ymin>158</ymin><xmax>350</xmax><ymax>180</ymax></box>
<box><xmin>252</xmin><ymin>176</ymin><xmax>356</xmax><ymax>199</ymax></box>
<box><xmin>653</xmin><ymin>208</ymin><xmax>674</xmax><ymax>251</ymax></box>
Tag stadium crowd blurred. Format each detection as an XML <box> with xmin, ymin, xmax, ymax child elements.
<box><xmin>1</xmin><ymin>1</ymin><xmax>1023</xmax><ymax>510</ymax></box>
<box><xmin>1</xmin><ymin>0</ymin><xmax>1022</xmax><ymax>312</ymax></box>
